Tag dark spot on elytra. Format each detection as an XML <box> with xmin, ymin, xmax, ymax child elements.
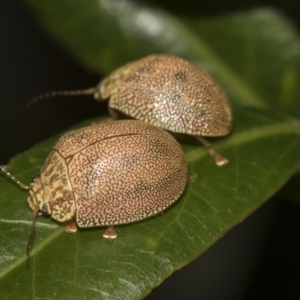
<box><xmin>123</xmin><ymin>154</ymin><xmax>138</xmax><ymax>167</ymax></box>
<box><xmin>136</xmin><ymin>65</ymin><xmax>153</xmax><ymax>74</ymax></box>
<box><xmin>171</xmin><ymin>91</ymin><xmax>181</xmax><ymax>101</ymax></box>
<box><xmin>174</xmin><ymin>70</ymin><xmax>188</xmax><ymax>82</ymax></box>
<box><xmin>69</xmin><ymin>130</ymin><xmax>90</xmax><ymax>143</ymax></box>
<box><xmin>125</xmin><ymin>73</ymin><xmax>140</xmax><ymax>83</ymax></box>
<box><xmin>149</xmin><ymin>139</ymin><xmax>170</xmax><ymax>157</ymax></box>
<box><xmin>133</xmin><ymin>181</ymin><xmax>151</xmax><ymax>194</ymax></box>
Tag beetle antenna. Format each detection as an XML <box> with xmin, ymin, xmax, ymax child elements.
<box><xmin>27</xmin><ymin>87</ymin><xmax>96</xmax><ymax>106</ymax></box>
<box><xmin>0</xmin><ymin>166</ymin><xmax>29</xmax><ymax>190</ymax></box>
<box><xmin>27</xmin><ymin>209</ymin><xmax>39</xmax><ymax>257</ymax></box>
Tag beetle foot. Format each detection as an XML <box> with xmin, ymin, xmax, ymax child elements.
<box><xmin>214</xmin><ymin>153</ymin><xmax>229</xmax><ymax>166</ymax></box>
<box><xmin>195</xmin><ymin>136</ymin><xmax>229</xmax><ymax>166</ymax></box>
<box><xmin>103</xmin><ymin>226</ymin><xmax>117</xmax><ymax>240</ymax></box>
<box><xmin>65</xmin><ymin>220</ymin><xmax>78</xmax><ymax>233</ymax></box>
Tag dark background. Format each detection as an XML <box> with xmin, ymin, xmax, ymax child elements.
<box><xmin>0</xmin><ymin>0</ymin><xmax>300</xmax><ymax>164</ymax></box>
<box><xmin>0</xmin><ymin>1</ymin><xmax>299</xmax><ymax>299</ymax></box>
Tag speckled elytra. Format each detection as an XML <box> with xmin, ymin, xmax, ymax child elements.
<box><xmin>0</xmin><ymin>120</ymin><xmax>188</xmax><ymax>255</ymax></box>
<box><xmin>30</xmin><ymin>54</ymin><xmax>233</xmax><ymax>166</ymax></box>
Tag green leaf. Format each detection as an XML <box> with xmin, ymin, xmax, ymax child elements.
<box><xmin>0</xmin><ymin>111</ymin><xmax>300</xmax><ymax>299</ymax></box>
<box><xmin>1</xmin><ymin>0</ymin><xmax>300</xmax><ymax>299</ymax></box>
<box><xmin>23</xmin><ymin>1</ymin><xmax>300</xmax><ymax>117</ymax></box>
<box><xmin>184</xmin><ymin>10</ymin><xmax>300</xmax><ymax>118</ymax></box>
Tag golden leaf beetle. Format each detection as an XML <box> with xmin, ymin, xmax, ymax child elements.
<box><xmin>30</xmin><ymin>54</ymin><xmax>233</xmax><ymax>166</ymax></box>
<box><xmin>0</xmin><ymin>120</ymin><xmax>188</xmax><ymax>255</ymax></box>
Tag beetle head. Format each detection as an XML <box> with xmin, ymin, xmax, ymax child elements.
<box><xmin>27</xmin><ymin>150</ymin><xmax>76</xmax><ymax>223</ymax></box>
<box><xmin>26</xmin><ymin>151</ymin><xmax>76</xmax><ymax>255</ymax></box>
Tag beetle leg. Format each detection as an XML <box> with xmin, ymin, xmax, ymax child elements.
<box><xmin>65</xmin><ymin>219</ymin><xmax>78</xmax><ymax>233</ymax></box>
<box><xmin>108</xmin><ymin>106</ymin><xmax>119</xmax><ymax>120</ymax></box>
<box><xmin>194</xmin><ymin>136</ymin><xmax>228</xmax><ymax>166</ymax></box>
<box><xmin>103</xmin><ymin>226</ymin><xmax>117</xmax><ymax>240</ymax></box>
